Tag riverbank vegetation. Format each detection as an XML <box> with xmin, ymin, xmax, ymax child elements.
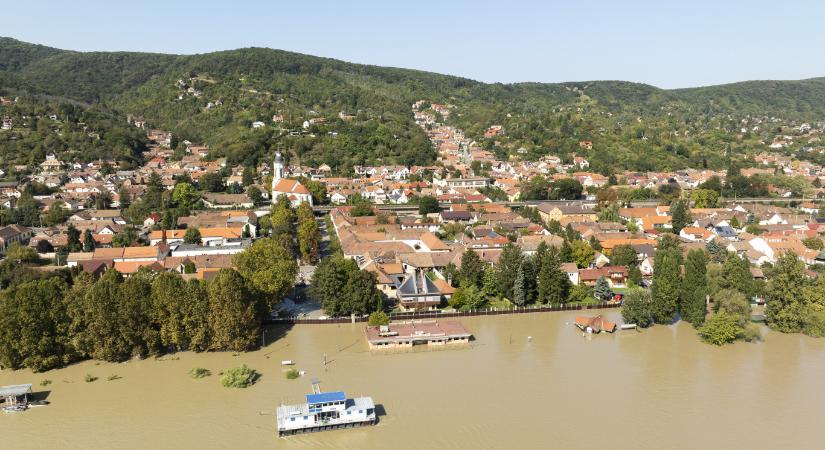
<box><xmin>220</xmin><ymin>364</ymin><xmax>258</xmax><ymax>388</ymax></box>
<box><xmin>189</xmin><ymin>368</ymin><xmax>212</xmax><ymax>379</ymax></box>
<box><xmin>0</xmin><ymin>237</ymin><xmax>297</xmax><ymax>372</ymax></box>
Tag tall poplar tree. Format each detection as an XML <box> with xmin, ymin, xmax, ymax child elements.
<box><xmin>651</xmin><ymin>244</ymin><xmax>682</xmax><ymax>324</ymax></box>
<box><xmin>681</xmin><ymin>249</ymin><xmax>708</xmax><ymax>326</ymax></box>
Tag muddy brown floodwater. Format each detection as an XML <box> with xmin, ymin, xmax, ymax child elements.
<box><xmin>1</xmin><ymin>311</ymin><xmax>824</xmax><ymax>449</ymax></box>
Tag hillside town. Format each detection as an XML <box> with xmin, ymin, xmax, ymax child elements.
<box><xmin>0</xmin><ymin>100</ymin><xmax>823</xmax><ymax>318</ymax></box>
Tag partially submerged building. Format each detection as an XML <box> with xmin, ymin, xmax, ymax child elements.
<box><xmin>365</xmin><ymin>320</ymin><xmax>472</xmax><ymax>350</ymax></box>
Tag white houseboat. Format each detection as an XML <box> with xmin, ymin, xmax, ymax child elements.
<box><xmin>276</xmin><ymin>383</ymin><xmax>376</xmax><ymax>437</ymax></box>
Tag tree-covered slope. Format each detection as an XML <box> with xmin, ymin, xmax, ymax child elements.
<box><xmin>2</xmin><ymin>37</ymin><xmax>824</xmax><ymax>173</ymax></box>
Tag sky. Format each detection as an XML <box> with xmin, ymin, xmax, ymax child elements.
<box><xmin>4</xmin><ymin>0</ymin><xmax>825</xmax><ymax>89</ymax></box>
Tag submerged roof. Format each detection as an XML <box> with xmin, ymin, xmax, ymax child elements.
<box><xmin>0</xmin><ymin>384</ymin><xmax>32</xmax><ymax>397</ymax></box>
<box><xmin>306</xmin><ymin>391</ymin><xmax>346</xmax><ymax>404</ymax></box>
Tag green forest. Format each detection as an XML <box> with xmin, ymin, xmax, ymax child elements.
<box><xmin>2</xmin><ymin>37</ymin><xmax>825</xmax><ymax>173</ymax></box>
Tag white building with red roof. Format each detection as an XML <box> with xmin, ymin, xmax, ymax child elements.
<box><xmin>271</xmin><ymin>152</ymin><xmax>313</xmax><ymax>207</ymax></box>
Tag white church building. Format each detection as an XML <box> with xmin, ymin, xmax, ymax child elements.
<box><xmin>271</xmin><ymin>152</ymin><xmax>313</xmax><ymax>207</ymax></box>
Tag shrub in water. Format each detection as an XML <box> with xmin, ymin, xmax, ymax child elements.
<box><xmin>286</xmin><ymin>369</ymin><xmax>300</xmax><ymax>379</ymax></box>
<box><xmin>189</xmin><ymin>367</ymin><xmax>212</xmax><ymax>379</ymax></box>
<box><xmin>220</xmin><ymin>364</ymin><xmax>258</xmax><ymax>388</ymax></box>
<box><xmin>84</xmin><ymin>374</ymin><xmax>98</xmax><ymax>383</ymax></box>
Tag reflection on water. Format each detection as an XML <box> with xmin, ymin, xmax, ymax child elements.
<box><xmin>1</xmin><ymin>311</ymin><xmax>824</xmax><ymax>449</ymax></box>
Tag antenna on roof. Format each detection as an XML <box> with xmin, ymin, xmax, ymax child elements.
<box><xmin>311</xmin><ymin>378</ymin><xmax>322</xmax><ymax>394</ymax></box>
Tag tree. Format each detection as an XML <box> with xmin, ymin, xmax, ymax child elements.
<box><xmin>297</xmin><ymin>219</ymin><xmax>320</xmax><ymax>263</ymax></box>
<box><xmin>594</xmin><ymin>276</ymin><xmax>611</xmax><ymax>301</ymax></box>
<box><xmin>621</xmin><ymin>288</ymin><xmax>654</xmax><ymax>328</ymax></box>
<box><xmin>0</xmin><ymin>277</ymin><xmax>75</xmax><ymax>371</ymax></box>
<box><xmin>207</xmin><ymin>269</ymin><xmax>262</xmax><ymax>351</ymax></box>
<box><xmin>495</xmin><ymin>243</ymin><xmax>523</xmax><ymax>299</ymax></box>
<box><xmin>5</xmin><ymin>244</ymin><xmax>39</xmax><ymax>263</ymax></box>
<box><xmin>570</xmin><ymin>240</ymin><xmax>595</xmax><ymax>268</ymax></box>
<box><xmin>690</xmin><ymin>189</ymin><xmax>719</xmax><ymax>208</ymax></box>
<box><xmin>766</xmin><ymin>252</ymin><xmax>806</xmax><ymax>333</ymax></box>
<box><xmin>549</xmin><ymin>178</ymin><xmax>583</xmax><ymax>200</ymax></box>
<box><xmin>651</xmin><ymin>243</ymin><xmax>682</xmax><ymax>324</ymax></box>
<box><xmin>681</xmin><ymin>249</ymin><xmax>708</xmax><ymax>327</ymax></box>
<box><xmin>628</xmin><ymin>265</ymin><xmax>643</xmax><ymax>286</ymax></box>
<box><xmin>310</xmin><ymin>256</ymin><xmax>381</xmax><ymax>316</ymax></box>
<box><xmin>184</xmin><ymin>227</ymin><xmax>202</xmax><ymax>245</ymax></box>
<box><xmin>199</xmin><ymin>172</ymin><xmax>224</xmax><ymax>192</ymax></box>
<box><xmin>719</xmin><ymin>253</ymin><xmax>754</xmax><ymax>299</ymax></box>
<box><xmin>417</xmin><ymin>195</ymin><xmax>440</xmax><ymax>215</ymax></box>
<box><xmin>118</xmin><ymin>186</ymin><xmax>132</xmax><ymax>209</ymax></box>
<box><xmin>112</xmin><ymin>226</ymin><xmax>140</xmax><ymax>247</ymax></box>
<box><xmin>512</xmin><ymin>262</ymin><xmax>527</xmax><ymax>306</ymax></box>
<box><xmin>43</xmin><ymin>201</ymin><xmax>70</xmax><ymax>226</ymax></box>
<box><xmin>82</xmin><ymin>229</ymin><xmax>95</xmax><ymax>252</ymax></box>
<box><xmin>802</xmin><ymin>237</ymin><xmax>824</xmax><ymax>251</ymax></box>
<box><xmin>610</xmin><ymin>244</ymin><xmax>638</xmax><ymax>267</ymax></box>
<box><xmin>71</xmin><ymin>269</ymin><xmax>132</xmax><ymax>361</ymax></box>
<box><xmin>247</xmin><ymin>185</ymin><xmax>263</xmax><ymax>205</ymax></box>
<box><xmin>536</xmin><ymin>251</ymin><xmax>570</xmax><ymax>305</ymax></box>
<box><xmin>173</xmin><ymin>182</ymin><xmax>198</xmax><ymax>208</ymax></box>
<box><xmin>706</xmin><ymin>240</ymin><xmax>727</xmax><ymax>263</ymax></box>
<box><xmin>598</xmin><ymin>202</ymin><xmax>620</xmax><ymax>223</ymax></box>
<box><xmin>66</xmin><ymin>224</ymin><xmax>82</xmax><ymax>252</ymax></box>
<box><xmin>241</xmin><ymin>167</ymin><xmax>255</xmax><ymax>186</ymax></box>
<box><xmin>233</xmin><ymin>238</ymin><xmax>298</xmax><ymax>308</ymax></box>
<box><xmin>368</xmin><ymin>311</ymin><xmax>390</xmax><ymax>326</ymax></box>
<box><xmin>151</xmin><ymin>272</ymin><xmax>190</xmax><ymax>351</ymax></box>
<box><xmin>670</xmin><ymin>199</ymin><xmax>692</xmax><ymax>234</ymax></box>
<box><xmin>459</xmin><ymin>249</ymin><xmax>485</xmax><ymax>288</ymax></box>
<box><xmin>481</xmin><ymin>265</ymin><xmax>499</xmax><ymax>299</ymax></box>
<box><xmin>568</xmin><ymin>283</ymin><xmax>595</xmax><ymax>304</ymax></box>
<box><xmin>698</xmin><ymin>311</ymin><xmax>741</xmax><ymax>346</ymax></box>
<box><xmin>698</xmin><ymin>175</ymin><xmax>723</xmax><ymax>194</ymax></box>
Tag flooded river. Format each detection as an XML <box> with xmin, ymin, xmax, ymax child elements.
<box><xmin>1</xmin><ymin>311</ymin><xmax>824</xmax><ymax>449</ymax></box>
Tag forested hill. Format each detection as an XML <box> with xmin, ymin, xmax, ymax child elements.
<box><xmin>2</xmin><ymin>36</ymin><xmax>825</xmax><ymax>172</ymax></box>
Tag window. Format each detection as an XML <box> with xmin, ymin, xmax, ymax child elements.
<box><xmin>291</xmin><ymin>418</ymin><xmax>295</xmax><ymax>422</ymax></box>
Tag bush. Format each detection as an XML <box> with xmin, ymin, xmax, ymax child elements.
<box><xmin>220</xmin><ymin>364</ymin><xmax>258</xmax><ymax>388</ymax></box>
<box><xmin>621</xmin><ymin>288</ymin><xmax>654</xmax><ymax>328</ymax></box>
<box><xmin>286</xmin><ymin>369</ymin><xmax>300</xmax><ymax>379</ymax></box>
<box><xmin>189</xmin><ymin>367</ymin><xmax>212</xmax><ymax>379</ymax></box>
<box><xmin>84</xmin><ymin>374</ymin><xmax>98</xmax><ymax>383</ymax></box>
<box><xmin>698</xmin><ymin>311</ymin><xmax>742</xmax><ymax>345</ymax></box>
<box><xmin>368</xmin><ymin>311</ymin><xmax>390</xmax><ymax>326</ymax></box>
<box><xmin>40</xmin><ymin>379</ymin><xmax>51</xmax><ymax>386</ymax></box>
<box><xmin>803</xmin><ymin>309</ymin><xmax>825</xmax><ymax>337</ymax></box>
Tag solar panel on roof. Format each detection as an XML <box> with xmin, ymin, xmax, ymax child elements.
<box><xmin>306</xmin><ymin>391</ymin><xmax>346</xmax><ymax>404</ymax></box>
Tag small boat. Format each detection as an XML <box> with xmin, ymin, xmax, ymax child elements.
<box><xmin>28</xmin><ymin>400</ymin><xmax>50</xmax><ymax>407</ymax></box>
<box><xmin>281</xmin><ymin>360</ymin><xmax>294</xmax><ymax>366</ymax></box>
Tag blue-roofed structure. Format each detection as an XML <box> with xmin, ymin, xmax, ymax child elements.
<box><xmin>277</xmin><ymin>387</ymin><xmax>376</xmax><ymax>436</ymax></box>
<box><xmin>306</xmin><ymin>391</ymin><xmax>346</xmax><ymax>405</ymax></box>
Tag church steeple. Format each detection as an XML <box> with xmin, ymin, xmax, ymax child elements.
<box><xmin>273</xmin><ymin>151</ymin><xmax>284</xmax><ymax>182</ymax></box>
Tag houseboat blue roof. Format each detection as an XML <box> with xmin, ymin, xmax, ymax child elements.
<box><xmin>306</xmin><ymin>391</ymin><xmax>346</xmax><ymax>404</ymax></box>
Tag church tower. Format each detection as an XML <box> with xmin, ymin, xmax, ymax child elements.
<box><xmin>272</xmin><ymin>151</ymin><xmax>284</xmax><ymax>204</ymax></box>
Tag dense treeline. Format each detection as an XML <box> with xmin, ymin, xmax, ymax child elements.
<box><xmin>0</xmin><ymin>238</ymin><xmax>297</xmax><ymax>372</ymax></box>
